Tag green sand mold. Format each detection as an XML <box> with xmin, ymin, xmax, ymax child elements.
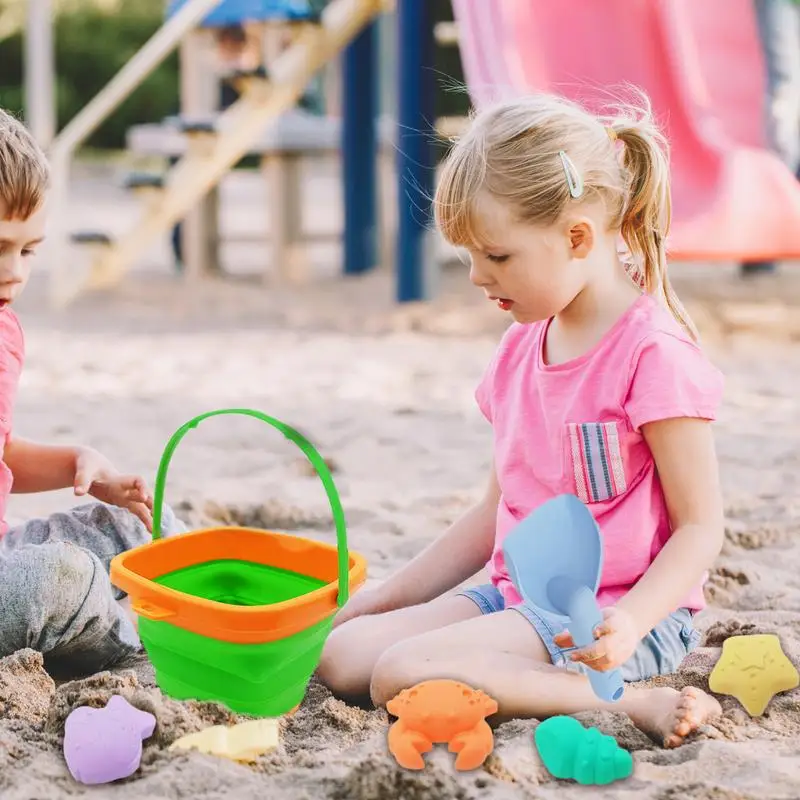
<box><xmin>128</xmin><ymin>408</ymin><xmax>359</xmax><ymax>717</ymax></box>
<box><xmin>534</xmin><ymin>716</ymin><xmax>633</xmax><ymax>785</ymax></box>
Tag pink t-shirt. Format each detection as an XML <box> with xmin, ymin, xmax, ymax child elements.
<box><xmin>476</xmin><ymin>293</ymin><xmax>724</xmax><ymax>613</ymax></box>
<box><xmin>0</xmin><ymin>309</ymin><xmax>24</xmax><ymax>536</ymax></box>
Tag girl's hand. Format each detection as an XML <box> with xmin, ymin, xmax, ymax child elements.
<box><xmin>332</xmin><ymin>586</ymin><xmax>391</xmax><ymax>629</ymax></box>
<box><xmin>73</xmin><ymin>447</ymin><xmax>154</xmax><ymax>532</ymax></box>
<box><xmin>553</xmin><ymin>606</ymin><xmax>640</xmax><ymax>672</ymax></box>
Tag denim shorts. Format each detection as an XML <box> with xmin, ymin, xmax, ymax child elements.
<box><xmin>458</xmin><ymin>583</ymin><xmax>701</xmax><ymax>683</ymax></box>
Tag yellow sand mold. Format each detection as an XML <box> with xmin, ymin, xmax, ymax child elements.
<box><xmin>170</xmin><ymin>719</ymin><xmax>280</xmax><ymax>763</ymax></box>
<box><xmin>709</xmin><ymin>633</ymin><xmax>799</xmax><ymax>716</ymax></box>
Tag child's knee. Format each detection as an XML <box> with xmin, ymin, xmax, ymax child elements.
<box><xmin>318</xmin><ymin>622</ymin><xmax>366</xmax><ymax>695</ymax></box>
<box><xmin>0</xmin><ymin>542</ymin><xmax>96</xmax><ymax>652</ymax></box>
<box><xmin>7</xmin><ymin>541</ymin><xmax>94</xmax><ymax>606</ymax></box>
<box><xmin>0</xmin><ymin>541</ymin><xmax>138</xmax><ymax>670</ymax></box>
<box><xmin>369</xmin><ymin>641</ymin><xmax>421</xmax><ymax>708</ymax></box>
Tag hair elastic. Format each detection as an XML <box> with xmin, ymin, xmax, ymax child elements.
<box><xmin>558</xmin><ymin>150</ymin><xmax>584</xmax><ymax>199</ymax></box>
<box><xmin>606</xmin><ymin>126</ymin><xmax>618</xmax><ymax>142</ymax></box>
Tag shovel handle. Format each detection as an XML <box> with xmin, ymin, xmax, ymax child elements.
<box><xmin>586</xmin><ymin>663</ymin><xmax>624</xmax><ymax>704</ymax></box>
<box><xmin>566</xmin><ymin>586</ymin><xmax>624</xmax><ymax>703</ymax></box>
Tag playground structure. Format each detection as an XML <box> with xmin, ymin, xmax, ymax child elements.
<box><xmin>122</xmin><ymin>5</ymin><xmax>397</xmax><ymax>288</ymax></box>
<box><xmin>44</xmin><ymin>0</ymin><xmax>400</xmax><ymax>307</ymax></box>
<box><xmin>25</xmin><ymin>0</ymin><xmax>800</xmax><ymax>308</ymax></box>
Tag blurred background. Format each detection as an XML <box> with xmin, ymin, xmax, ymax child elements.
<box><xmin>4</xmin><ymin>0</ymin><xmax>800</xmax><ymax>302</ymax></box>
<box><xmin>3</xmin><ymin>4</ymin><xmax>800</xmax><ymax>798</ymax></box>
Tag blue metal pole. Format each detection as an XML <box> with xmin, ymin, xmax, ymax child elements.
<box><xmin>396</xmin><ymin>0</ymin><xmax>435</xmax><ymax>303</ymax></box>
<box><xmin>342</xmin><ymin>20</ymin><xmax>378</xmax><ymax>275</ymax></box>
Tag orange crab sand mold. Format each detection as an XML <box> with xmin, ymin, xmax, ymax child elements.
<box><xmin>386</xmin><ymin>680</ymin><xmax>499</xmax><ymax>771</ymax></box>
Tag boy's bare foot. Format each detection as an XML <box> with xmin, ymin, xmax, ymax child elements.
<box><xmin>629</xmin><ymin>686</ymin><xmax>721</xmax><ymax>748</ymax></box>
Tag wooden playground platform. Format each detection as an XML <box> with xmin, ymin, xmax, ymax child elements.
<box><xmin>62</xmin><ymin>154</ymin><xmax>458</xmax><ymax>282</ymax></box>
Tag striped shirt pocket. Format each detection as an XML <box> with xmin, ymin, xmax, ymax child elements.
<box><xmin>566</xmin><ymin>421</ymin><xmax>627</xmax><ymax>504</ymax></box>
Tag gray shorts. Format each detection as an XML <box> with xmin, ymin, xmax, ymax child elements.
<box><xmin>0</xmin><ymin>502</ymin><xmax>184</xmax><ymax>676</ymax></box>
<box><xmin>458</xmin><ymin>583</ymin><xmax>701</xmax><ymax>683</ymax></box>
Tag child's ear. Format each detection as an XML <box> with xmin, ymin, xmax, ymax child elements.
<box><xmin>567</xmin><ymin>219</ymin><xmax>594</xmax><ymax>259</ymax></box>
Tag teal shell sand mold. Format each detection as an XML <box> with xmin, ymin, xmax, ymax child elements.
<box><xmin>534</xmin><ymin>716</ymin><xmax>633</xmax><ymax>786</ymax></box>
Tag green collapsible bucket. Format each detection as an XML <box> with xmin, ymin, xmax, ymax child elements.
<box><xmin>110</xmin><ymin>408</ymin><xmax>368</xmax><ymax>716</ymax></box>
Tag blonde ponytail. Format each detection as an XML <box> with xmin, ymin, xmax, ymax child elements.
<box><xmin>610</xmin><ymin>112</ymin><xmax>698</xmax><ymax>340</ymax></box>
<box><xmin>435</xmin><ymin>91</ymin><xmax>698</xmax><ymax>339</ymax></box>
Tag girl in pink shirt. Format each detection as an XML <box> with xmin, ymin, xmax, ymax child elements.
<box><xmin>321</xmin><ymin>92</ymin><xmax>725</xmax><ymax>748</ymax></box>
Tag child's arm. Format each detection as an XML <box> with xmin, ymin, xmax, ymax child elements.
<box><xmin>562</xmin><ymin>417</ymin><xmax>724</xmax><ymax>671</ymax></box>
<box><xmin>5</xmin><ymin>437</ymin><xmax>154</xmax><ymax>529</ymax></box>
<box><xmin>5</xmin><ymin>438</ymin><xmax>83</xmax><ymax>493</ymax></box>
<box><xmin>615</xmin><ymin>417</ymin><xmax>724</xmax><ymax>635</ymax></box>
<box><xmin>376</xmin><ymin>458</ymin><xmax>500</xmax><ymax>611</ymax></box>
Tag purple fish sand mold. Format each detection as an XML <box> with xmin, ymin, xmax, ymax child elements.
<box><xmin>64</xmin><ymin>694</ymin><xmax>156</xmax><ymax>785</ymax></box>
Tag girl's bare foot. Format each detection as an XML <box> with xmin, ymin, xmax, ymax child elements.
<box><xmin>628</xmin><ymin>686</ymin><xmax>721</xmax><ymax>748</ymax></box>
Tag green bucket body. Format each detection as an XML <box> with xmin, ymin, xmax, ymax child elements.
<box><xmin>140</xmin><ymin>559</ymin><xmax>333</xmax><ymax>717</ymax></box>
<box><xmin>138</xmin><ymin>615</ymin><xmax>333</xmax><ymax>717</ymax></box>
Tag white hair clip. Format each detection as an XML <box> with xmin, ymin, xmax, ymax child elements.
<box><xmin>559</xmin><ymin>150</ymin><xmax>584</xmax><ymax>199</ymax></box>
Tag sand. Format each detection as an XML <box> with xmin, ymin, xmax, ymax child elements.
<box><xmin>1</xmin><ymin>252</ymin><xmax>800</xmax><ymax>800</ymax></box>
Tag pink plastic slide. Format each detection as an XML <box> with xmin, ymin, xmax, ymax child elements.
<box><xmin>452</xmin><ymin>0</ymin><xmax>800</xmax><ymax>261</ymax></box>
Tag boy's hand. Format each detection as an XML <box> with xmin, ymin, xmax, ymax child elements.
<box><xmin>73</xmin><ymin>448</ymin><xmax>154</xmax><ymax>532</ymax></box>
<box><xmin>553</xmin><ymin>606</ymin><xmax>640</xmax><ymax>672</ymax></box>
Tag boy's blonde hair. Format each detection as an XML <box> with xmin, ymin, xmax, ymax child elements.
<box><xmin>0</xmin><ymin>110</ymin><xmax>50</xmax><ymax>220</ymax></box>
<box><xmin>435</xmin><ymin>92</ymin><xmax>696</xmax><ymax>339</ymax></box>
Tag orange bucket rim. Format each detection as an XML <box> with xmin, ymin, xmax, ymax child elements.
<box><xmin>111</xmin><ymin>525</ymin><xmax>367</xmax><ymax>631</ymax></box>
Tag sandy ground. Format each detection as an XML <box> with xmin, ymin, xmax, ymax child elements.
<box><xmin>1</xmin><ymin>165</ymin><xmax>800</xmax><ymax>798</ymax></box>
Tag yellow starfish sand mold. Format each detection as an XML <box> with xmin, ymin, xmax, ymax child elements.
<box><xmin>708</xmin><ymin>633</ymin><xmax>799</xmax><ymax>716</ymax></box>
<box><xmin>169</xmin><ymin>718</ymin><xmax>280</xmax><ymax>763</ymax></box>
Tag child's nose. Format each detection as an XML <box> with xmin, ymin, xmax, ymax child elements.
<box><xmin>0</xmin><ymin>255</ymin><xmax>23</xmax><ymax>285</ymax></box>
<box><xmin>469</xmin><ymin>261</ymin><xmax>490</xmax><ymax>288</ymax></box>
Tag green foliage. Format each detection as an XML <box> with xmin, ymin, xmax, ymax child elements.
<box><xmin>0</xmin><ymin>0</ymin><xmax>178</xmax><ymax>149</ymax></box>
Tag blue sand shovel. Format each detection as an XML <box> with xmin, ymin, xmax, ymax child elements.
<box><xmin>502</xmin><ymin>494</ymin><xmax>624</xmax><ymax>702</ymax></box>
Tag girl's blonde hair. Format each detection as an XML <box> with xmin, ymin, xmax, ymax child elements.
<box><xmin>434</xmin><ymin>92</ymin><xmax>696</xmax><ymax>339</ymax></box>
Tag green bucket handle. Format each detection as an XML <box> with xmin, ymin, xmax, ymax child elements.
<box><xmin>151</xmin><ymin>408</ymin><xmax>352</xmax><ymax>608</ymax></box>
